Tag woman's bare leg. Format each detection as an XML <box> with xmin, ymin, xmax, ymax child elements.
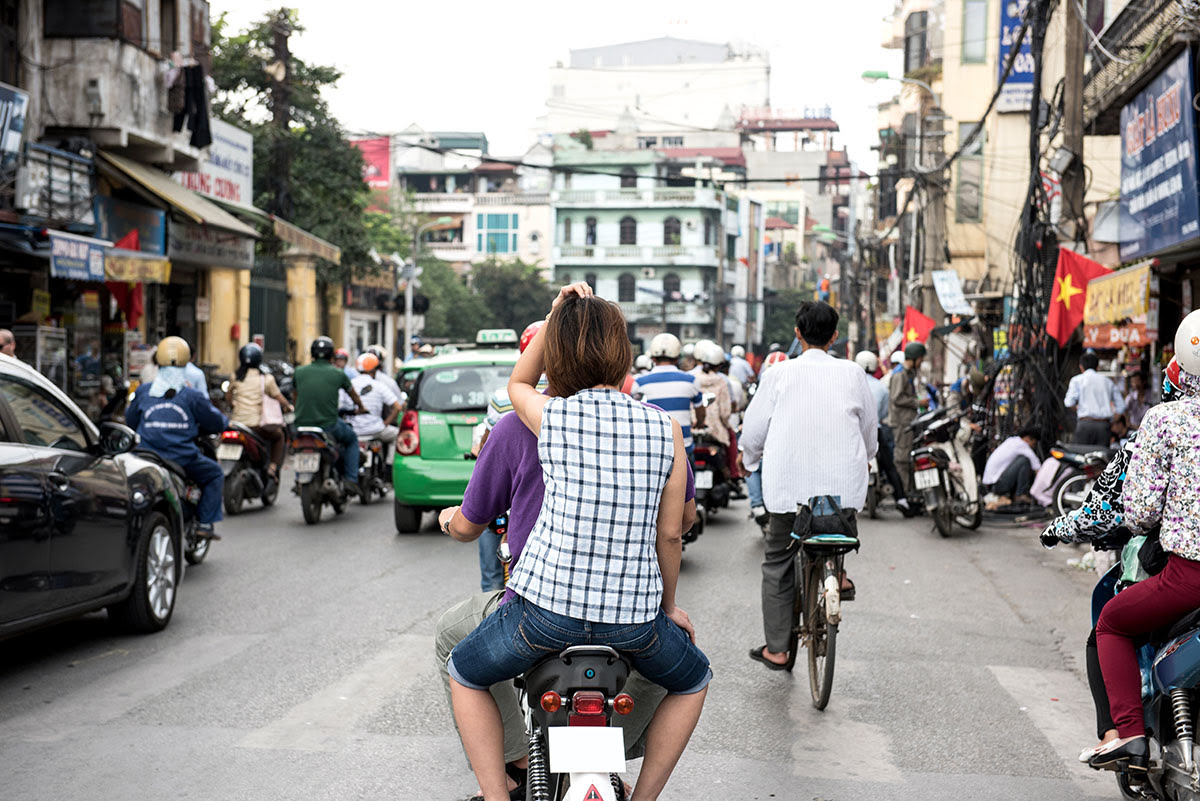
<box><xmin>630</xmin><ymin>687</ymin><xmax>707</xmax><ymax>801</ymax></box>
<box><xmin>450</xmin><ymin>679</ymin><xmax>509</xmax><ymax>801</ymax></box>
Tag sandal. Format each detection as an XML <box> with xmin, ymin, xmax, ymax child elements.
<box><xmin>748</xmin><ymin>645</ymin><xmax>789</xmax><ymax>671</ymax></box>
<box><xmin>840</xmin><ymin>576</ymin><xmax>856</xmax><ymax>602</ymax></box>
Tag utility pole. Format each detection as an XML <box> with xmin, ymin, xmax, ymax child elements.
<box><xmin>268</xmin><ymin>9</ymin><xmax>293</xmax><ymax>220</ymax></box>
<box><xmin>1062</xmin><ymin>0</ymin><xmax>1087</xmax><ymax>241</ymax></box>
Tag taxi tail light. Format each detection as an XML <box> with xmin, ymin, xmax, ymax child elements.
<box><xmin>397</xmin><ymin>410</ymin><xmax>420</xmax><ymax>456</ymax></box>
<box><xmin>913</xmin><ymin>454</ymin><xmax>936</xmax><ymax>471</ymax></box>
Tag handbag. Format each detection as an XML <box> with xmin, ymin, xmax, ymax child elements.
<box><xmin>260</xmin><ymin>373</ymin><xmax>284</xmax><ymax>426</ymax></box>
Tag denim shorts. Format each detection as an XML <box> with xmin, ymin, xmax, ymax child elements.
<box><xmin>448</xmin><ymin>594</ymin><xmax>712</xmax><ymax>696</ymax></box>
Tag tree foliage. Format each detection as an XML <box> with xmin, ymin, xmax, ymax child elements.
<box><xmin>417</xmin><ymin>259</ymin><xmax>492</xmax><ymax>341</ymax></box>
<box><xmin>471</xmin><ymin>260</ymin><xmax>556</xmax><ymax>331</ymax></box>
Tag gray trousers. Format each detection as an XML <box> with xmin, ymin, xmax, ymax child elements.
<box><xmin>761</xmin><ymin>512</ymin><xmax>800</xmax><ymax>654</ymax></box>
<box><xmin>435</xmin><ymin>591</ymin><xmax>667</xmax><ymax>763</ymax></box>
<box><xmin>1074</xmin><ymin>418</ymin><xmax>1111</xmax><ymax>446</ymax></box>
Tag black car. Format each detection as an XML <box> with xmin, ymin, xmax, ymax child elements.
<box><xmin>0</xmin><ymin>354</ymin><xmax>186</xmax><ymax>639</ymax></box>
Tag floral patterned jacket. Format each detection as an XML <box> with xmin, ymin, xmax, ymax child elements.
<box><xmin>1123</xmin><ymin>368</ymin><xmax>1200</xmax><ymax>559</ymax></box>
<box><xmin>1047</xmin><ymin>434</ymin><xmax>1137</xmax><ymax>544</ymax></box>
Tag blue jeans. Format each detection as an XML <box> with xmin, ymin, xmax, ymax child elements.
<box><xmin>327</xmin><ymin>420</ymin><xmax>359</xmax><ymax>482</ymax></box>
<box><xmin>746</xmin><ymin>465</ymin><xmax>763</xmax><ymax>508</ymax></box>
<box><xmin>477</xmin><ymin>528</ymin><xmax>504</xmax><ymax>592</ymax></box>
<box><xmin>449</xmin><ymin>594</ymin><xmax>712</xmax><ymax>695</ymax></box>
<box><xmin>180</xmin><ymin>453</ymin><xmax>224</xmax><ymax>525</ymax></box>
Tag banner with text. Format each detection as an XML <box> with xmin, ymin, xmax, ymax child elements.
<box><xmin>174</xmin><ymin>119</ymin><xmax>255</xmax><ymax>210</ymax></box>
<box><xmin>50</xmin><ymin>232</ymin><xmax>108</xmax><ymax>281</ymax></box>
<box><xmin>1120</xmin><ymin>48</ymin><xmax>1200</xmax><ymax>260</ymax></box>
<box><xmin>997</xmin><ymin>0</ymin><xmax>1034</xmax><ymax>113</ymax></box>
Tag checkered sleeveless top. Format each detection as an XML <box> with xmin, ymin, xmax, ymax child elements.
<box><xmin>508</xmin><ymin>388</ymin><xmax>676</xmax><ymax>624</ymax></box>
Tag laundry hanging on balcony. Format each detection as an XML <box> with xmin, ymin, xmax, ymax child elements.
<box><xmin>171</xmin><ymin>65</ymin><xmax>212</xmax><ymax>149</ymax></box>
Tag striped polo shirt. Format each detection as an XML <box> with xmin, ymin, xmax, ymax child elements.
<box><xmin>632</xmin><ymin>365</ymin><xmax>701</xmax><ymax>452</ymax></box>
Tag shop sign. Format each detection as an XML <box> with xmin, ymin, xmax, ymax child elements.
<box><xmin>195</xmin><ymin>297</ymin><xmax>211</xmax><ymax>323</ymax></box>
<box><xmin>168</xmin><ymin>220</ymin><xmax>255</xmax><ymax>270</ymax></box>
<box><xmin>106</xmin><ymin>250</ymin><xmax>173</xmax><ymax>284</ymax></box>
<box><xmin>1083</xmin><ymin>322</ymin><xmax>1155</xmax><ymax>349</ymax></box>
<box><xmin>349</xmin><ymin>137</ymin><xmax>391</xmax><ymax>190</ymax></box>
<box><xmin>0</xmin><ymin>81</ymin><xmax>29</xmax><ymax>171</ymax></box>
<box><xmin>931</xmin><ymin>270</ymin><xmax>975</xmax><ymax>316</ymax></box>
<box><xmin>997</xmin><ymin>0</ymin><xmax>1035</xmax><ymax>113</ymax></box>
<box><xmin>1119</xmin><ymin>48</ymin><xmax>1200</xmax><ymax>259</ymax></box>
<box><xmin>49</xmin><ymin>231</ymin><xmax>107</xmax><ymax>281</ymax></box>
<box><xmin>174</xmin><ymin>119</ymin><xmax>255</xmax><ymax>210</ymax></box>
<box><xmin>31</xmin><ymin>289</ymin><xmax>50</xmax><ymax>318</ymax></box>
<box><xmin>1084</xmin><ymin>262</ymin><xmax>1152</xmax><ymax>324</ymax></box>
<box><xmin>93</xmin><ymin>196</ymin><xmax>167</xmax><ymax>254</ymax></box>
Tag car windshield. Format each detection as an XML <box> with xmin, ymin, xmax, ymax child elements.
<box><xmin>416</xmin><ymin>364</ymin><xmax>513</xmax><ymax>413</ymax></box>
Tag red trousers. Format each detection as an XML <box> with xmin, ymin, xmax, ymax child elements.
<box><xmin>1097</xmin><ymin>554</ymin><xmax>1200</xmax><ymax>737</ymax></box>
<box><xmin>726</xmin><ymin>429</ymin><xmax>740</xmax><ymax>478</ymax></box>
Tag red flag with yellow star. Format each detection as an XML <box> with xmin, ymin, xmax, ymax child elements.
<box><xmin>1046</xmin><ymin>248</ymin><xmax>1111</xmax><ymax>346</ymax></box>
<box><xmin>902</xmin><ymin>306</ymin><xmax>936</xmax><ymax>345</ymax></box>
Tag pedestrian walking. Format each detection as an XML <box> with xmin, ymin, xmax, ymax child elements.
<box><xmin>1065</xmin><ymin>352</ymin><xmax>1125</xmax><ymax>445</ymax></box>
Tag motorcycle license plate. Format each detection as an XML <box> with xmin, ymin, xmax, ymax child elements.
<box><xmin>293</xmin><ymin>451</ymin><xmax>321</xmax><ymax>473</ymax></box>
<box><xmin>216</xmin><ymin>443</ymin><xmax>244</xmax><ymax>461</ymax></box>
<box><xmin>547</xmin><ymin>726</ymin><xmax>625</xmax><ymax>774</ymax></box>
<box><xmin>694</xmin><ymin>470</ymin><xmax>714</xmax><ymax>490</ymax></box>
<box><xmin>186</xmin><ymin>486</ymin><xmax>202</xmax><ymax>503</ymax></box>
<box><xmin>914</xmin><ymin>468</ymin><xmax>940</xmax><ymax>490</ymax></box>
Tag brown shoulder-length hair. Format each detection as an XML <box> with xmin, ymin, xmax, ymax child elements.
<box><xmin>543</xmin><ymin>296</ymin><xmax>631</xmax><ymax>396</ymax></box>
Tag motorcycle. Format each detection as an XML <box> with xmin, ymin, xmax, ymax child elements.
<box><xmin>1047</xmin><ymin>443</ymin><xmax>1114</xmax><ymax>517</ymax></box>
<box><xmin>134</xmin><ymin>436</ymin><xmax>218</xmax><ymax>565</ymax></box>
<box><xmin>692</xmin><ymin>428</ymin><xmax>732</xmax><ymax>515</ymax></box>
<box><xmin>865</xmin><ymin>456</ymin><xmax>881</xmax><ymax>519</ymax></box>
<box><xmin>516</xmin><ymin>645</ymin><xmax>634</xmax><ymax>801</ymax></box>
<box><xmin>356</xmin><ymin>435</ymin><xmax>392</xmax><ymax>505</ymax></box>
<box><xmin>909</xmin><ymin>407</ymin><xmax>982</xmax><ymax>537</ymax></box>
<box><xmin>217</xmin><ymin>422</ymin><xmax>279</xmax><ymax>514</ymax></box>
<box><xmin>290</xmin><ymin>422</ymin><xmax>351</xmax><ymax>525</ymax></box>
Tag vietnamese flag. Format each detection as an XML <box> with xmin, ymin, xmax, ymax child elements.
<box><xmin>902</xmin><ymin>306</ymin><xmax>936</xmax><ymax>345</ymax></box>
<box><xmin>1046</xmin><ymin>248</ymin><xmax>1111</xmax><ymax>346</ymax></box>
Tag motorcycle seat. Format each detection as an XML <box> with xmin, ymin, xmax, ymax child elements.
<box><xmin>1162</xmin><ymin>608</ymin><xmax>1200</xmax><ymax>643</ymax></box>
<box><xmin>229</xmin><ymin>421</ymin><xmax>268</xmax><ymax>447</ymax></box>
<box><xmin>135</xmin><ymin>449</ymin><xmax>187</xmax><ymax>479</ymax></box>
<box><xmin>520</xmin><ymin>645</ymin><xmax>630</xmax><ymax>697</ymax></box>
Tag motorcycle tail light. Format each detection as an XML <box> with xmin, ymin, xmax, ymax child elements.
<box><xmin>914</xmin><ymin>454</ymin><xmax>936</xmax><ymax>471</ymax></box>
<box><xmin>572</xmin><ymin>691</ymin><xmax>606</xmax><ymax>715</ymax></box>
<box><xmin>613</xmin><ymin>693</ymin><xmax>634</xmax><ymax>715</ymax></box>
<box><xmin>1050</xmin><ymin>449</ymin><xmax>1065</xmax><ymax>460</ymax></box>
<box><xmin>695</xmin><ymin>459</ymin><xmax>707</xmax><ymax>468</ymax></box>
<box><xmin>397</xmin><ymin>410</ymin><xmax>420</xmax><ymax>456</ymax></box>
<box><xmin>221</xmin><ymin>430</ymin><xmax>242</xmax><ymax>442</ymax></box>
<box><xmin>540</xmin><ymin>691</ymin><xmax>562</xmax><ymax>713</ymax></box>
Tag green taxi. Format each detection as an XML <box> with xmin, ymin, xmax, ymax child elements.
<box><xmin>392</xmin><ymin>330</ymin><xmax>519</xmax><ymax>533</ymax></box>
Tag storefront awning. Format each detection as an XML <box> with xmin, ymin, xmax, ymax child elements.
<box><xmin>1083</xmin><ymin>261</ymin><xmax>1153</xmax><ymax>325</ymax></box>
<box><xmin>97</xmin><ymin>152</ymin><xmax>260</xmax><ymax>239</ymax></box>
<box><xmin>271</xmin><ymin>216</ymin><xmax>342</xmax><ymax>265</ymax></box>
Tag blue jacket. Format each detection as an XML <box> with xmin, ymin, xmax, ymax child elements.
<box><xmin>126</xmin><ymin>384</ymin><xmax>227</xmax><ymax>463</ymax></box>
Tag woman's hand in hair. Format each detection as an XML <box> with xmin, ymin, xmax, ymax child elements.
<box><xmin>551</xmin><ymin>282</ymin><xmax>593</xmax><ymax>311</ymax></box>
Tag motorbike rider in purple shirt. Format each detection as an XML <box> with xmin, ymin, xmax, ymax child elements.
<box><xmin>434</xmin><ymin>395</ymin><xmax>696</xmax><ymax>800</ymax></box>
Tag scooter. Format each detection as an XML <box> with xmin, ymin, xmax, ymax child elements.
<box><xmin>290</xmin><ymin>424</ymin><xmax>350</xmax><ymax>525</ymax></box>
<box><xmin>691</xmin><ymin>428</ymin><xmax>732</xmax><ymax>515</ymax></box>
<box><xmin>865</xmin><ymin>456</ymin><xmax>881</xmax><ymax>519</ymax></box>
<box><xmin>909</xmin><ymin>408</ymin><xmax>982</xmax><ymax>537</ymax></box>
<box><xmin>1047</xmin><ymin>443</ymin><xmax>1114</xmax><ymax>517</ymax></box>
<box><xmin>135</xmin><ymin>436</ymin><xmax>218</xmax><ymax>565</ymax></box>
<box><xmin>356</xmin><ymin>435</ymin><xmax>392</xmax><ymax>505</ymax></box>
<box><xmin>217</xmin><ymin>422</ymin><xmax>279</xmax><ymax>514</ymax></box>
<box><xmin>517</xmin><ymin>645</ymin><xmax>634</xmax><ymax>801</ymax></box>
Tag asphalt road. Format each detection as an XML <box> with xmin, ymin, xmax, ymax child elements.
<box><xmin>0</xmin><ymin>483</ymin><xmax>1118</xmax><ymax>801</ymax></box>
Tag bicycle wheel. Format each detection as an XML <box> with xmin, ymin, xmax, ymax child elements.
<box><xmin>784</xmin><ymin>550</ymin><xmax>807</xmax><ymax>672</ymax></box>
<box><xmin>806</xmin><ymin>556</ymin><xmax>838</xmax><ymax>710</ymax></box>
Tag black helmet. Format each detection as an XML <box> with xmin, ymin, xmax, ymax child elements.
<box><xmin>310</xmin><ymin>336</ymin><xmax>335</xmax><ymax>360</ymax></box>
<box><xmin>768</xmin><ymin>342</ymin><xmax>783</xmax><ymax>353</ymax></box>
<box><xmin>238</xmin><ymin>343</ymin><xmax>263</xmax><ymax>368</ymax></box>
<box><xmin>904</xmin><ymin>342</ymin><xmax>927</xmax><ymax>360</ymax></box>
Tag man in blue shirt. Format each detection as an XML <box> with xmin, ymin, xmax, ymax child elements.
<box><xmin>1065</xmin><ymin>352</ymin><xmax>1126</xmax><ymax>445</ymax></box>
<box><xmin>631</xmin><ymin>333</ymin><xmax>704</xmax><ymax>455</ymax></box>
<box><xmin>126</xmin><ymin>337</ymin><xmax>227</xmax><ymax>538</ymax></box>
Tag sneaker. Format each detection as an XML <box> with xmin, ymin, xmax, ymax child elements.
<box><xmin>343</xmin><ymin>482</ymin><xmax>361</xmax><ymax>498</ymax></box>
<box><xmin>896</xmin><ymin>497</ymin><xmax>910</xmax><ymax>512</ymax></box>
<box><xmin>195</xmin><ymin>523</ymin><xmax>222</xmax><ymax>541</ymax></box>
<box><xmin>751</xmin><ymin>505</ymin><xmax>769</xmax><ymax>527</ymax></box>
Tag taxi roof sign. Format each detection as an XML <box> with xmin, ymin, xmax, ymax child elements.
<box><xmin>475</xmin><ymin>328</ymin><xmax>518</xmax><ymax>346</ymax></box>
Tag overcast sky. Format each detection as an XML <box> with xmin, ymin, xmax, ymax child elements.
<box><xmin>213</xmin><ymin>1</ymin><xmax>904</xmax><ymax>172</ymax></box>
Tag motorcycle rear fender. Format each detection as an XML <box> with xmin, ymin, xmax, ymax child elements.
<box><xmin>219</xmin><ymin>458</ymin><xmax>240</xmax><ymax>477</ymax></box>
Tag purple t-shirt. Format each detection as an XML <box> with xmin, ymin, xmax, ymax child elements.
<box><xmin>460</xmin><ymin>406</ymin><xmax>695</xmax><ymax>603</ymax></box>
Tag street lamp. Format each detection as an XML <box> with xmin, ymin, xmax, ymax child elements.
<box><xmin>402</xmin><ymin>215</ymin><xmax>454</xmax><ymax>356</ymax></box>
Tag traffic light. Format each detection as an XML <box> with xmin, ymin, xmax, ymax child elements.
<box><xmin>412</xmin><ymin>293</ymin><xmax>430</xmax><ymax>314</ymax></box>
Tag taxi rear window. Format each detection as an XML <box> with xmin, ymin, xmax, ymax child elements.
<box><xmin>415</xmin><ymin>365</ymin><xmax>514</xmax><ymax>413</ymax></box>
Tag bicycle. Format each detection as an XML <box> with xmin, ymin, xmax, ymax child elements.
<box><xmin>783</xmin><ymin>497</ymin><xmax>860</xmax><ymax>710</ymax></box>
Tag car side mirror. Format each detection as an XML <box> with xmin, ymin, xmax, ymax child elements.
<box><xmin>99</xmin><ymin>421</ymin><xmax>139</xmax><ymax>456</ymax></box>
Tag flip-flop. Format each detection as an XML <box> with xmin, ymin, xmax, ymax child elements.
<box><xmin>748</xmin><ymin>646</ymin><xmax>789</xmax><ymax>671</ymax></box>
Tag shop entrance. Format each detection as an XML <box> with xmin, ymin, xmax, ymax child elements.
<box><xmin>250</xmin><ymin>257</ymin><xmax>288</xmax><ymax>360</ymax></box>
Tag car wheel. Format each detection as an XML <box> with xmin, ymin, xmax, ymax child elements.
<box><xmin>109</xmin><ymin>512</ymin><xmax>178</xmax><ymax>633</ymax></box>
<box><xmin>394</xmin><ymin>502</ymin><xmax>421</xmax><ymax>534</ymax></box>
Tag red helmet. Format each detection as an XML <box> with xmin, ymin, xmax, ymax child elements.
<box><xmin>1164</xmin><ymin>356</ymin><xmax>1183</xmax><ymax>401</ymax></box>
<box><xmin>334</xmin><ymin>348</ymin><xmax>350</xmax><ymax>360</ymax></box>
<box><xmin>763</xmin><ymin>351</ymin><xmax>789</xmax><ymax>371</ymax></box>
<box><xmin>520</xmin><ymin>321</ymin><xmax>544</xmax><ymax>354</ymax></box>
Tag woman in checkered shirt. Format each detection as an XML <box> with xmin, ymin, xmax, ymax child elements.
<box><xmin>447</xmin><ymin>283</ymin><xmax>711</xmax><ymax>801</ymax></box>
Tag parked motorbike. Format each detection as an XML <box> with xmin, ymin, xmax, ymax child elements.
<box><xmin>217</xmin><ymin>422</ymin><xmax>279</xmax><ymax>514</ymax></box>
<box><xmin>1047</xmin><ymin>443</ymin><xmax>1114</xmax><ymax>517</ymax></box>
<box><xmin>517</xmin><ymin>645</ymin><xmax>634</xmax><ymax>801</ymax></box>
<box><xmin>134</xmin><ymin>436</ymin><xmax>218</xmax><ymax>565</ymax></box>
<box><xmin>356</xmin><ymin>435</ymin><xmax>392</xmax><ymax>505</ymax></box>
<box><xmin>291</xmin><ymin>424</ymin><xmax>350</xmax><ymax>525</ymax></box>
<box><xmin>909</xmin><ymin>407</ymin><xmax>982</xmax><ymax>537</ymax></box>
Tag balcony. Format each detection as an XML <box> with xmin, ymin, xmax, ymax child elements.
<box><xmin>552</xmin><ymin>187</ymin><xmax>725</xmax><ymax>209</ymax></box>
<box><xmin>554</xmin><ymin>244</ymin><xmax>720</xmax><ymax>267</ymax></box>
<box><xmin>474</xmin><ymin>192</ymin><xmax>551</xmax><ymax>206</ymax></box>
<box><xmin>617</xmin><ymin>301</ymin><xmax>713</xmax><ymax>325</ymax></box>
<box><xmin>426</xmin><ymin>241</ymin><xmax>468</xmax><ymax>261</ymax></box>
<box><xmin>413</xmin><ymin>193</ymin><xmax>475</xmax><ymax>213</ymax></box>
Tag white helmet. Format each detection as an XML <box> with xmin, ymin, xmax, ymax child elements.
<box><xmin>694</xmin><ymin>339</ymin><xmax>724</xmax><ymax>366</ymax></box>
<box><xmin>854</xmin><ymin>351</ymin><xmax>879</xmax><ymax>373</ymax></box>
<box><xmin>648</xmin><ymin>333</ymin><xmax>682</xmax><ymax>359</ymax></box>
<box><xmin>682</xmin><ymin>342</ymin><xmax>695</xmax><ymax>357</ymax></box>
<box><xmin>731</xmin><ymin>345</ymin><xmax>746</xmax><ymax>359</ymax></box>
<box><xmin>1176</xmin><ymin>309</ymin><xmax>1200</xmax><ymax>376</ymax></box>
<box><xmin>634</xmin><ymin>354</ymin><xmax>653</xmax><ymax>372</ymax></box>
<box><xmin>890</xmin><ymin>350</ymin><xmax>905</xmax><ymax>365</ymax></box>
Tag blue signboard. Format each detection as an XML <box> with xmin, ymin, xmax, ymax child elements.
<box><xmin>1119</xmin><ymin>48</ymin><xmax>1200</xmax><ymax>260</ymax></box>
<box><xmin>997</xmin><ymin>0</ymin><xmax>1034</xmax><ymax>113</ymax></box>
<box><xmin>93</xmin><ymin>196</ymin><xmax>167</xmax><ymax>254</ymax></box>
<box><xmin>49</xmin><ymin>232</ymin><xmax>107</xmax><ymax>282</ymax></box>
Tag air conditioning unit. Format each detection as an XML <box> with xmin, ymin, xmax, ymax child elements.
<box><xmin>641</xmin><ymin>268</ymin><xmax>656</xmax><ymax>279</ymax></box>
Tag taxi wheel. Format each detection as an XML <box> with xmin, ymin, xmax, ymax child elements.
<box><xmin>394</xmin><ymin>502</ymin><xmax>421</xmax><ymax>534</ymax></box>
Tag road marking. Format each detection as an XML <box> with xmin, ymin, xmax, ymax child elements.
<box><xmin>240</xmin><ymin>633</ymin><xmax>433</xmax><ymax>752</ymax></box>
<box><xmin>988</xmin><ymin>665</ymin><xmax>1113</xmax><ymax>794</ymax></box>
<box><xmin>1</xmin><ymin>634</ymin><xmax>261</xmax><ymax>743</ymax></box>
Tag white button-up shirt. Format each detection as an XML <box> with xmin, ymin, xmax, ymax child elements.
<box><xmin>1065</xmin><ymin>369</ymin><xmax>1126</xmax><ymax>420</ymax></box>
<box><xmin>741</xmin><ymin>348</ymin><xmax>878</xmax><ymax>514</ymax></box>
